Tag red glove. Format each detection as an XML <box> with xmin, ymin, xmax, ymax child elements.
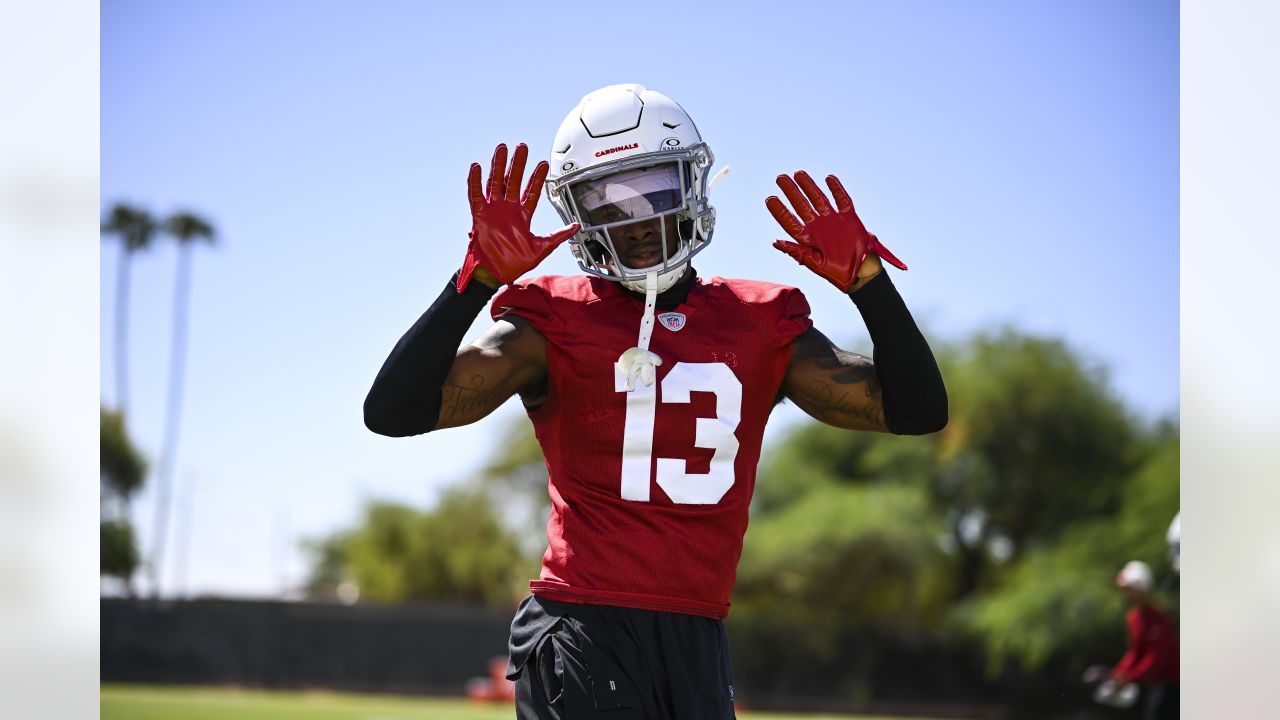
<box><xmin>457</xmin><ymin>143</ymin><xmax>580</xmax><ymax>292</ymax></box>
<box><xmin>766</xmin><ymin>171</ymin><xmax>907</xmax><ymax>292</ymax></box>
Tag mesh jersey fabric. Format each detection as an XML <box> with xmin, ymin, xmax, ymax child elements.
<box><xmin>491</xmin><ymin>274</ymin><xmax>812</xmax><ymax>619</ymax></box>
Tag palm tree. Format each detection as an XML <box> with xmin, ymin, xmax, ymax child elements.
<box><xmin>101</xmin><ymin>203</ymin><xmax>158</xmax><ymax>418</ymax></box>
<box><xmin>149</xmin><ymin>210</ymin><xmax>216</xmax><ymax>598</ymax></box>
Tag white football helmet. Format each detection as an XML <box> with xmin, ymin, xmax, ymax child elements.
<box><xmin>1115</xmin><ymin>560</ymin><xmax>1154</xmax><ymax>593</ymax></box>
<box><xmin>545</xmin><ymin>84</ymin><xmax>716</xmax><ymax>293</ymax></box>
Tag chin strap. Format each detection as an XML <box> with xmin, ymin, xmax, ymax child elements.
<box><xmin>616</xmin><ymin>271</ymin><xmax>663</xmax><ymax>391</ymax></box>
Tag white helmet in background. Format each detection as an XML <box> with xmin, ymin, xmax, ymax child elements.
<box><xmin>545</xmin><ymin>84</ymin><xmax>716</xmax><ymax>293</ymax></box>
<box><xmin>1115</xmin><ymin>560</ymin><xmax>1154</xmax><ymax>593</ymax></box>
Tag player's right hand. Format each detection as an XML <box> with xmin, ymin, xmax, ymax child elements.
<box><xmin>457</xmin><ymin>143</ymin><xmax>580</xmax><ymax>292</ymax></box>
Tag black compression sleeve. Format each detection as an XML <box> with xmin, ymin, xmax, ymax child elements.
<box><xmin>850</xmin><ymin>271</ymin><xmax>948</xmax><ymax>435</ymax></box>
<box><xmin>363</xmin><ymin>272</ymin><xmax>497</xmax><ymax>437</ymax></box>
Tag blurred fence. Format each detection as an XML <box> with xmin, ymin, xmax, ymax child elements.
<box><xmin>101</xmin><ymin>597</ymin><xmax>512</xmax><ymax>695</ymax></box>
<box><xmin>102</xmin><ymin>598</ymin><xmax>1106</xmax><ymax>718</ymax></box>
<box><xmin>728</xmin><ymin>621</ymin><xmax>1008</xmax><ymax>718</ymax></box>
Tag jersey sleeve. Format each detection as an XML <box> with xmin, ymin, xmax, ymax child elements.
<box><xmin>776</xmin><ymin>286</ymin><xmax>814</xmax><ymax>343</ymax></box>
<box><xmin>491</xmin><ymin>280</ymin><xmax>560</xmax><ymax>336</ymax></box>
<box><xmin>1110</xmin><ymin>608</ymin><xmax>1142</xmax><ymax>682</ymax></box>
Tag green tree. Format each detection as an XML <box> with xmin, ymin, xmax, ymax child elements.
<box><xmin>100</xmin><ymin>203</ymin><xmax>158</xmax><ymax>418</ymax></box>
<box><xmin>744</xmin><ymin>327</ymin><xmax>1177</xmax><ymax>683</ymax></box>
<box><xmin>101</xmin><ymin>407</ymin><xmax>148</xmax><ymax>591</ymax></box>
<box><xmin>301</xmin><ymin>533</ymin><xmax>351</xmax><ymax>600</ymax></box>
<box><xmin>101</xmin><ymin>520</ymin><xmax>141</xmax><ymax>582</ymax></box>
<box><xmin>957</xmin><ymin>429</ymin><xmax>1179</xmax><ymax>675</ymax></box>
<box><xmin>149</xmin><ymin>211</ymin><xmax>217</xmax><ymax>598</ymax></box>
<box><xmin>304</xmin><ymin>488</ymin><xmax>529</xmax><ymax>606</ymax></box>
<box><xmin>737</xmin><ymin>482</ymin><xmax>955</xmax><ymax>638</ymax></box>
<box><xmin>101</xmin><ymin>406</ymin><xmax>147</xmax><ymax>500</ymax></box>
<box><xmin>737</xmin><ymin>419</ymin><xmax>955</xmax><ymax>686</ymax></box>
<box><xmin>932</xmin><ymin>329</ymin><xmax>1139</xmax><ymax>596</ymax></box>
<box><xmin>753</xmin><ymin>420</ymin><xmax>940</xmax><ymax>515</ymax></box>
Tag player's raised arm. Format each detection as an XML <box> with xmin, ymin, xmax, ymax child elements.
<box><xmin>363</xmin><ymin>143</ymin><xmax>579</xmax><ymax>436</ymax></box>
<box><xmin>769</xmin><ymin>170</ymin><xmax>947</xmax><ymax>435</ymax></box>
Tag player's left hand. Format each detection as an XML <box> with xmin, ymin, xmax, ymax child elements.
<box><xmin>766</xmin><ymin>171</ymin><xmax>907</xmax><ymax>293</ymax></box>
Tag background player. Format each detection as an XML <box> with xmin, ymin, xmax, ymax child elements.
<box><xmin>1087</xmin><ymin>560</ymin><xmax>1180</xmax><ymax>718</ymax></box>
<box><xmin>364</xmin><ymin>84</ymin><xmax>947</xmax><ymax>719</ymax></box>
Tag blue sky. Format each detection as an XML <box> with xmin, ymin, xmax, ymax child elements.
<box><xmin>101</xmin><ymin>0</ymin><xmax>1178</xmax><ymax>598</ymax></box>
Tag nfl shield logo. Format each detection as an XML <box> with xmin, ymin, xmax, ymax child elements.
<box><xmin>657</xmin><ymin>312</ymin><xmax>686</xmax><ymax>331</ymax></box>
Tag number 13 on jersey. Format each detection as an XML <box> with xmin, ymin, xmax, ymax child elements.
<box><xmin>615</xmin><ymin>361</ymin><xmax>742</xmax><ymax>505</ymax></box>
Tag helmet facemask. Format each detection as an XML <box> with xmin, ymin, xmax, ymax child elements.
<box><xmin>547</xmin><ymin>145</ymin><xmax>716</xmax><ymax>293</ymax></box>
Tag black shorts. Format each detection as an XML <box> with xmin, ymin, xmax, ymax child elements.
<box><xmin>506</xmin><ymin>595</ymin><xmax>736</xmax><ymax>720</ymax></box>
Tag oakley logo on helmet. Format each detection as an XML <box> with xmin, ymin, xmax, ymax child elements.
<box><xmin>662</xmin><ymin>137</ymin><xmax>681</xmax><ymax>148</ymax></box>
<box><xmin>595</xmin><ymin>143</ymin><xmax>639</xmax><ymax>158</ymax></box>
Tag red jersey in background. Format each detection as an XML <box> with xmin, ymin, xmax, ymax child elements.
<box><xmin>1113</xmin><ymin>603</ymin><xmax>1180</xmax><ymax>685</ymax></box>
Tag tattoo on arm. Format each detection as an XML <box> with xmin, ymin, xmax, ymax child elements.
<box><xmin>435</xmin><ymin>316</ymin><xmax>546</xmax><ymax>427</ymax></box>
<box><xmin>788</xmin><ymin>329</ymin><xmax>888</xmax><ymax>430</ymax></box>
<box><xmin>439</xmin><ymin>373</ymin><xmax>505</xmax><ymax>424</ymax></box>
<box><xmin>803</xmin><ymin>377</ymin><xmax>885</xmax><ymax>426</ymax></box>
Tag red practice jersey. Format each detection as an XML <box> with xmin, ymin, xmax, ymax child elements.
<box><xmin>1113</xmin><ymin>603</ymin><xmax>1180</xmax><ymax>685</ymax></box>
<box><xmin>491</xmin><ymin>274</ymin><xmax>813</xmax><ymax>619</ymax></box>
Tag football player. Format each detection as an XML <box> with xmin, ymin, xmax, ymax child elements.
<box><xmin>1108</xmin><ymin>561</ymin><xmax>1181</xmax><ymax>719</ymax></box>
<box><xmin>364</xmin><ymin>84</ymin><xmax>948</xmax><ymax>719</ymax></box>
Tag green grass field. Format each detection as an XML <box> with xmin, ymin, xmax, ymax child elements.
<box><xmin>101</xmin><ymin>685</ymin><xmax>951</xmax><ymax>720</ymax></box>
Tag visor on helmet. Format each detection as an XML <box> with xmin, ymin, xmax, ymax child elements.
<box><xmin>571</xmin><ymin>164</ymin><xmax>684</xmax><ymax>226</ymax></box>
